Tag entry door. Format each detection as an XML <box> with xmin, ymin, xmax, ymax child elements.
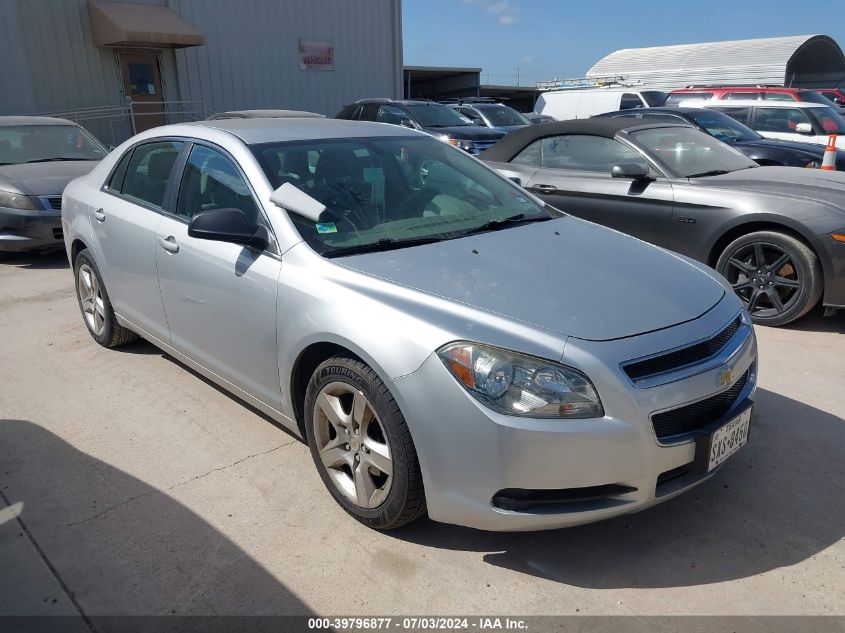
<box><xmin>119</xmin><ymin>51</ymin><xmax>166</xmax><ymax>133</ymax></box>
<box><xmin>155</xmin><ymin>143</ymin><xmax>283</xmax><ymax>407</ymax></box>
<box><xmin>522</xmin><ymin>134</ymin><xmax>674</xmax><ymax>244</ymax></box>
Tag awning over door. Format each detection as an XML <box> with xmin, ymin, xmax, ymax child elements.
<box><xmin>88</xmin><ymin>0</ymin><xmax>205</xmax><ymax>48</ymax></box>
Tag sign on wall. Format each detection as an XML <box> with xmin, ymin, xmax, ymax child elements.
<box><xmin>299</xmin><ymin>40</ymin><xmax>334</xmax><ymax>71</ymax></box>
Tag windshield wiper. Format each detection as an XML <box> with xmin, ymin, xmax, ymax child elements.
<box><xmin>686</xmin><ymin>169</ymin><xmax>731</xmax><ymax>178</ymax></box>
<box><xmin>24</xmin><ymin>157</ymin><xmax>95</xmax><ymax>163</ymax></box>
<box><xmin>456</xmin><ymin>213</ymin><xmax>552</xmax><ymax>238</ymax></box>
<box><xmin>323</xmin><ymin>235</ymin><xmax>447</xmax><ymax>258</ymax></box>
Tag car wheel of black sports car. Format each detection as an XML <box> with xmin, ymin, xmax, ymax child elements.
<box><xmin>716</xmin><ymin>231</ymin><xmax>822</xmax><ymax>326</ymax></box>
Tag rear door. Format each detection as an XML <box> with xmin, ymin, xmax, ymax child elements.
<box><xmin>90</xmin><ymin>140</ymin><xmax>184</xmax><ymax>340</ymax></box>
<box><xmin>154</xmin><ymin>142</ymin><xmax>283</xmax><ymax>406</ymax></box>
<box><xmin>521</xmin><ymin>134</ymin><xmax>674</xmax><ymax>244</ymax></box>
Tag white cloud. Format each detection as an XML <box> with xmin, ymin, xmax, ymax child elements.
<box><xmin>462</xmin><ymin>0</ymin><xmax>518</xmax><ymax>26</ymax></box>
<box><xmin>499</xmin><ymin>14</ymin><xmax>516</xmax><ymax>25</ymax></box>
<box><xmin>486</xmin><ymin>0</ymin><xmax>509</xmax><ymax>13</ymax></box>
<box><xmin>520</xmin><ymin>55</ymin><xmax>534</xmax><ymax>64</ymax></box>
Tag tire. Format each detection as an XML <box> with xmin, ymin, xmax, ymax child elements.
<box><xmin>716</xmin><ymin>231</ymin><xmax>822</xmax><ymax>327</ymax></box>
<box><xmin>73</xmin><ymin>249</ymin><xmax>138</xmax><ymax>348</ymax></box>
<box><xmin>304</xmin><ymin>355</ymin><xmax>426</xmax><ymax>529</ymax></box>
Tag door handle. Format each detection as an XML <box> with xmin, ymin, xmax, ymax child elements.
<box><xmin>159</xmin><ymin>236</ymin><xmax>179</xmax><ymax>253</ymax></box>
<box><xmin>93</xmin><ymin>208</ymin><xmax>106</xmax><ymax>222</ymax></box>
<box><xmin>530</xmin><ymin>184</ymin><xmax>558</xmax><ymax>194</ymax></box>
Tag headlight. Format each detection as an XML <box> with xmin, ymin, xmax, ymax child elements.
<box><xmin>0</xmin><ymin>188</ymin><xmax>37</xmax><ymax>210</ymax></box>
<box><xmin>447</xmin><ymin>138</ymin><xmax>474</xmax><ymax>151</ymax></box>
<box><xmin>437</xmin><ymin>342</ymin><xmax>604</xmax><ymax>419</ymax></box>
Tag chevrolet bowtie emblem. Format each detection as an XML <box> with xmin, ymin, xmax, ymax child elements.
<box><xmin>718</xmin><ymin>367</ymin><xmax>734</xmax><ymax>386</ymax></box>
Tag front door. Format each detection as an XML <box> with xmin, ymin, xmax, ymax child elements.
<box><xmin>155</xmin><ymin>143</ymin><xmax>283</xmax><ymax>407</ymax></box>
<box><xmin>119</xmin><ymin>51</ymin><xmax>166</xmax><ymax>133</ymax></box>
<box><xmin>520</xmin><ymin>134</ymin><xmax>674</xmax><ymax>244</ymax></box>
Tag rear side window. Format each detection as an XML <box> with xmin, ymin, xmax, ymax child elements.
<box><xmin>376</xmin><ymin>104</ymin><xmax>409</xmax><ymax>125</ymax></box>
<box><xmin>540</xmin><ymin>135</ymin><xmax>647</xmax><ymax>172</ymax></box>
<box><xmin>176</xmin><ymin>144</ymin><xmax>260</xmax><ymax>222</ymax></box>
<box><xmin>710</xmin><ymin>106</ymin><xmax>752</xmax><ymax>126</ymax></box>
<box><xmin>119</xmin><ymin>141</ymin><xmax>184</xmax><ymax>209</ymax></box>
<box><xmin>511</xmin><ymin>139</ymin><xmax>542</xmax><ymax>166</ymax></box>
<box><xmin>106</xmin><ymin>150</ymin><xmax>133</xmax><ymax>192</ymax></box>
<box><xmin>665</xmin><ymin>92</ymin><xmax>712</xmax><ymax>106</ymax></box>
<box><xmin>358</xmin><ymin>104</ymin><xmax>380</xmax><ymax>121</ymax></box>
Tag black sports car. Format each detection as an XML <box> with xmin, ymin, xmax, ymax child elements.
<box><xmin>595</xmin><ymin>107</ymin><xmax>845</xmax><ymax>171</ymax></box>
<box><xmin>481</xmin><ymin>118</ymin><xmax>845</xmax><ymax>326</ymax></box>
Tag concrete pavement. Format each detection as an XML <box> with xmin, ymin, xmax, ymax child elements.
<box><xmin>1</xmin><ymin>250</ymin><xmax>843</xmax><ymax>618</ymax></box>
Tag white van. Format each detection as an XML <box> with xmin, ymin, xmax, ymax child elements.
<box><xmin>536</xmin><ymin>88</ymin><xmax>667</xmax><ymax>120</ymax></box>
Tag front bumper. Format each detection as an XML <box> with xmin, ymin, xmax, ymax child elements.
<box><xmin>0</xmin><ymin>203</ymin><xmax>63</xmax><ymax>252</ymax></box>
<box><xmin>391</xmin><ymin>300</ymin><xmax>757</xmax><ymax>531</ymax></box>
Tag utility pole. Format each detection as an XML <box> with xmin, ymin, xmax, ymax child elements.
<box><xmin>516</xmin><ymin>67</ymin><xmax>520</xmax><ymax>86</ymax></box>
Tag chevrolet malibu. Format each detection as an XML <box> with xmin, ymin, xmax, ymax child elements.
<box><xmin>62</xmin><ymin>118</ymin><xmax>757</xmax><ymax>531</ymax></box>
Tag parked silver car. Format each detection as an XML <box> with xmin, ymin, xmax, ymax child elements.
<box><xmin>62</xmin><ymin>118</ymin><xmax>757</xmax><ymax>531</ymax></box>
<box><xmin>1</xmin><ymin>116</ymin><xmax>107</xmax><ymax>252</ymax></box>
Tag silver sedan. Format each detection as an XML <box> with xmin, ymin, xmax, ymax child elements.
<box><xmin>62</xmin><ymin>118</ymin><xmax>757</xmax><ymax>530</ymax></box>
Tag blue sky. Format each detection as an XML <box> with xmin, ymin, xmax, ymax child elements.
<box><xmin>402</xmin><ymin>0</ymin><xmax>845</xmax><ymax>86</ymax></box>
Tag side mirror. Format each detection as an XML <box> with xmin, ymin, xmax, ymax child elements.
<box><xmin>188</xmin><ymin>208</ymin><xmax>265</xmax><ymax>248</ymax></box>
<box><xmin>795</xmin><ymin>122</ymin><xmax>814</xmax><ymax>135</ymax></box>
<box><xmin>611</xmin><ymin>163</ymin><xmax>651</xmax><ymax>179</ymax></box>
<box><xmin>399</xmin><ymin>118</ymin><xmax>416</xmax><ymax>129</ymax></box>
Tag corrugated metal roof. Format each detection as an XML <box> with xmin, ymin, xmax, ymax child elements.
<box><xmin>586</xmin><ymin>35</ymin><xmax>845</xmax><ymax>90</ymax></box>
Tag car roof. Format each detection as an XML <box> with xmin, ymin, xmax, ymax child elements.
<box><xmin>209</xmin><ymin>109</ymin><xmax>326</xmax><ymax>119</ymax></box>
<box><xmin>479</xmin><ymin>117</ymin><xmax>683</xmax><ymax>162</ymax></box>
<box><xmin>692</xmin><ymin>100</ymin><xmax>829</xmax><ymax>108</ymax></box>
<box><xmin>0</xmin><ymin>116</ymin><xmax>77</xmax><ymax>127</ymax></box>
<box><xmin>164</xmin><ymin>117</ymin><xmax>425</xmax><ymax>145</ymax></box>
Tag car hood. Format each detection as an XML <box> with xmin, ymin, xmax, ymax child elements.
<box><xmin>0</xmin><ymin>161</ymin><xmax>98</xmax><ymax>195</ymax></box>
<box><xmin>690</xmin><ymin>166</ymin><xmax>845</xmax><ymax>208</ymax></box>
<box><xmin>335</xmin><ymin>217</ymin><xmax>725</xmax><ymax>342</ymax></box>
<box><xmin>424</xmin><ymin>125</ymin><xmax>506</xmax><ymax>141</ymax></box>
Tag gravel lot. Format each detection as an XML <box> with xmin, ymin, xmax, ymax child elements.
<box><xmin>1</xmin><ymin>250</ymin><xmax>843</xmax><ymax>619</ymax></box>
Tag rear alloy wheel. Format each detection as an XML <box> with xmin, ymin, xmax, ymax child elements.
<box><xmin>304</xmin><ymin>356</ymin><xmax>426</xmax><ymax>529</ymax></box>
<box><xmin>716</xmin><ymin>231</ymin><xmax>822</xmax><ymax>326</ymax></box>
<box><xmin>73</xmin><ymin>249</ymin><xmax>138</xmax><ymax>347</ymax></box>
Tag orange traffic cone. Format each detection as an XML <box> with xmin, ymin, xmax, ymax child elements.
<box><xmin>820</xmin><ymin>134</ymin><xmax>837</xmax><ymax>170</ymax></box>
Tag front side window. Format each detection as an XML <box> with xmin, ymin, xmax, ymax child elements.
<box><xmin>726</xmin><ymin>91</ymin><xmax>762</xmax><ymax>100</ymax></box>
<box><xmin>754</xmin><ymin>107</ymin><xmax>813</xmax><ymax>133</ymax></box>
<box><xmin>540</xmin><ymin>135</ymin><xmax>647</xmax><ymax>172</ymax></box>
<box><xmin>176</xmin><ymin>145</ymin><xmax>260</xmax><ymax>222</ymax></box>
<box><xmin>632</xmin><ymin>127</ymin><xmax>758</xmax><ymax>178</ymax></box>
<box><xmin>120</xmin><ymin>141</ymin><xmax>183</xmax><ymax>209</ymax></box>
<box><xmin>798</xmin><ymin>91</ymin><xmax>838</xmax><ymax>105</ymax></box>
<box><xmin>620</xmin><ymin>93</ymin><xmax>644</xmax><ymax>110</ymax></box>
<box><xmin>511</xmin><ymin>139</ymin><xmax>542</xmax><ymax>166</ymax></box>
<box><xmin>763</xmin><ymin>92</ymin><xmax>796</xmax><ymax>101</ymax></box>
<box><xmin>253</xmin><ymin>136</ymin><xmax>552</xmax><ymax>256</ymax></box>
<box><xmin>0</xmin><ymin>125</ymin><xmax>107</xmax><ymax>166</ymax></box>
<box><xmin>807</xmin><ymin>106</ymin><xmax>845</xmax><ymax>133</ymax></box>
<box><xmin>404</xmin><ymin>104</ymin><xmax>473</xmax><ymax>128</ymax></box>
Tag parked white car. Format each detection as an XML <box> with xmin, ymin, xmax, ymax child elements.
<box><xmin>536</xmin><ymin>88</ymin><xmax>667</xmax><ymax>120</ymax></box>
<box><xmin>690</xmin><ymin>100</ymin><xmax>845</xmax><ymax>149</ymax></box>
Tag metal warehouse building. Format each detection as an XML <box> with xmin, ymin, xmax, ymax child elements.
<box><xmin>586</xmin><ymin>34</ymin><xmax>845</xmax><ymax>90</ymax></box>
<box><xmin>0</xmin><ymin>0</ymin><xmax>403</xmax><ymax>144</ymax></box>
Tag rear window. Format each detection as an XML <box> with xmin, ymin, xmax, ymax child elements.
<box><xmin>666</xmin><ymin>92</ymin><xmax>712</xmax><ymax>106</ymax></box>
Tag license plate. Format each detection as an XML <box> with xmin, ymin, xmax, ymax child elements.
<box><xmin>701</xmin><ymin>407</ymin><xmax>752</xmax><ymax>472</ymax></box>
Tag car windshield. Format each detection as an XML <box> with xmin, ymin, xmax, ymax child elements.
<box><xmin>253</xmin><ymin>136</ymin><xmax>553</xmax><ymax>256</ymax></box>
<box><xmin>807</xmin><ymin>106</ymin><xmax>845</xmax><ymax>134</ymax></box>
<box><xmin>477</xmin><ymin>105</ymin><xmax>530</xmax><ymax>126</ymax></box>
<box><xmin>631</xmin><ymin>126</ymin><xmax>759</xmax><ymax>178</ymax></box>
<box><xmin>688</xmin><ymin>111</ymin><xmax>761</xmax><ymax>142</ymax></box>
<box><xmin>0</xmin><ymin>125</ymin><xmax>107</xmax><ymax>165</ymax></box>
<box><xmin>405</xmin><ymin>104</ymin><xmax>473</xmax><ymax>127</ymax></box>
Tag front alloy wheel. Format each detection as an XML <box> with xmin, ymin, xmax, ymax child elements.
<box><xmin>304</xmin><ymin>355</ymin><xmax>426</xmax><ymax>529</ymax></box>
<box><xmin>717</xmin><ymin>231</ymin><xmax>822</xmax><ymax>326</ymax></box>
